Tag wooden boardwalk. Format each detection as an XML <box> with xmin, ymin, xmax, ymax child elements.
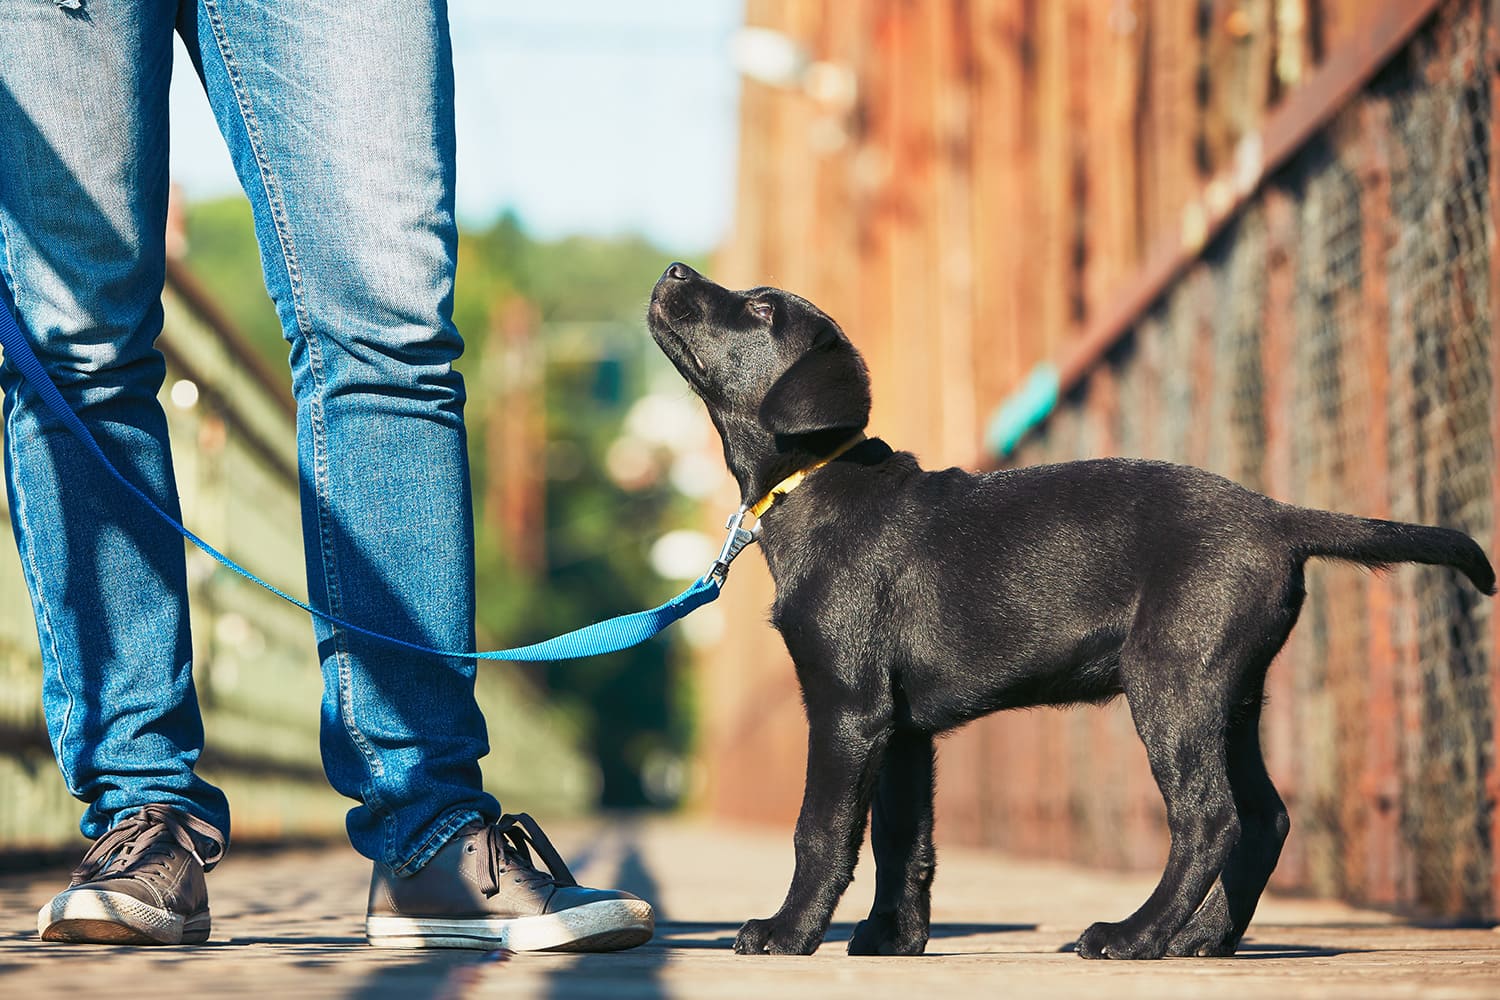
<box><xmin>2</xmin><ymin>818</ymin><xmax>1496</xmax><ymax>998</ymax></box>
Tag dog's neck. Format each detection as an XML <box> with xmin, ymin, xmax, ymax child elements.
<box><xmin>712</xmin><ymin>419</ymin><xmax>870</xmax><ymax>514</ymax></box>
<box><xmin>747</xmin><ymin>432</ymin><xmax>866</xmax><ymax>516</ymax></box>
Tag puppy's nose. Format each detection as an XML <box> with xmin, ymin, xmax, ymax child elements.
<box><xmin>665</xmin><ymin>262</ymin><xmax>695</xmax><ymax>281</ymax></box>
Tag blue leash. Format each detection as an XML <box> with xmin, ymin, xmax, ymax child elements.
<box><xmin>0</xmin><ymin>292</ymin><xmax>743</xmax><ymax>662</ymax></box>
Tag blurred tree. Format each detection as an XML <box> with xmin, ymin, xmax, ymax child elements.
<box><xmin>181</xmin><ymin>197</ymin><xmax>288</xmax><ymax>387</ymax></box>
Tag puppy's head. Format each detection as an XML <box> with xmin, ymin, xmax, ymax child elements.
<box><xmin>647</xmin><ymin>263</ymin><xmax>871</xmax><ymax>501</ymax></box>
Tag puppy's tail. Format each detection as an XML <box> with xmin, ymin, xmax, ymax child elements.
<box><xmin>1285</xmin><ymin>506</ymin><xmax>1496</xmax><ymax>595</ymax></box>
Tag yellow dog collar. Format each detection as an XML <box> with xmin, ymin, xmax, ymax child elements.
<box><xmin>748</xmin><ymin>433</ymin><xmax>867</xmax><ymax>518</ymax></box>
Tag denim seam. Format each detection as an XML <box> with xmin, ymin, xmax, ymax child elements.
<box><xmin>0</xmin><ymin>211</ymin><xmax>20</xmax><ymax>310</ymax></box>
<box><xmin>0</xmin><ymin>225</ymin><xmax>82</xmax><ymax>797</ymax></box>
<box><xmin>6</xmin><ymin>409</ymin><xmax>81</xmax><ymax>795</ymax></box>
<box><xmin>198</xmin><ymin>2</ymin><xmax>389</xmax><ymax>836</ymax></box>
<box><xmin>392</xmin><ymin>807</ymin><xmax>485</xmax><ymax>877</ymax></box>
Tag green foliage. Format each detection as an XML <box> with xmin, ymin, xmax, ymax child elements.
<box><xmin>182</xmin><ymin>197</ymin><xmax>709</xmax><ymax>808</ymax></box>
<box><xmin>181</xmin><ymin>198</ymin><xmax>288</xmax><ymax>387</ymax></box>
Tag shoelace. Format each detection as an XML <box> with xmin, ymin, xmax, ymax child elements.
<box><xmin>478</xmin><ymin>813</ymin><xmax>577</xmax><ymax>897</ymax></box>
<box><xmin>72</xmin><ymin>804</ymin><xmax>225</xmax><ymax>884</ymax></box>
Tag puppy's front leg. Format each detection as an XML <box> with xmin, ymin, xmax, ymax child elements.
<box><xmin>848</xmin><ymin>729</ymin><xmax>935</xmax><ymax>956</ymax></box>
<box><xmin>734</xmin><ymin>713</ymin><xmax>891</xmax><ymax>955</ymax></box>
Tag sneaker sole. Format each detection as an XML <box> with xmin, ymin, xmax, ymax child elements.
<box><xmin>365</xmin><ymin>898</ymin><xmax>654</xmax><ymax>952</ymax></box>
<box><xmin>38</xmin><ymin>889</ymin><xmax>210</xmax><ymax>945</ymax></box>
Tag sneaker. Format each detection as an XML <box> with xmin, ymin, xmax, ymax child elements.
<box><xmin>38</xmin><ymin>804</ymin><xmax>223</xmax><ymax>945</ymax></box>
<box><xmin>365</xmin><ymin>812</ymin><xmax>654</xmax><ymax>952</ymax></box>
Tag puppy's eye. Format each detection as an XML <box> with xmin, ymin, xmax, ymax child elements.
<box><xmin>749</xmin><ymin>301</ymin><xmax>774</xmax><ymax>322</ymax></box>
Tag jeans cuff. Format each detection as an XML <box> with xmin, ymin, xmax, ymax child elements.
<box><xmin>390</xmin><ymin>806</ymin><xmax>490</xmax><ymax>877</ymax></box>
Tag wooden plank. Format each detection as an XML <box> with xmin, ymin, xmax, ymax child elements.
<box><xmin>859</xmin><ymin>1</ymin><xmax>900</xmax><ymax>436</ymax></box>
<box><xmin>1083</xmin><ymin>0</ymin><xmax>1145</xmax><ymax>317</ymax></box>
<box><xmin>774</xmin><ymin>1</ymin><xmax>822</xmax><ymax>290</ymax></box>
<box><xmin>1320</xmin><ymin>0</ymin><xmax>1377</xmax><ymax>53</ymax></box>
<box><xmin>887</xmin><ymin>0</ymin><xmax>941</xmax><ymax>455</ymax></box>
<box><xmin>1355</xmin><ymin>94</ymin><xmax>1401</xmax><ymax>908</ymax></box>
<box><xmin>1204</xmin><ymin>0</ymin><xmax>1244</xmax><ymax>172</ymax></box>
<box><xmin>932</xmin><ymin>0</ymin><xmax>979</xmax><ymax>465</ymax></box>
<box><xmin>1149</xmin><ymin>0</ymin><xmax>1200</xmax><ymax>257</ymax></box>
<box><xmin>808</xmin><ymin>2</ymin><xmax>859</xmax><ymax>329</ymax></box>
<box><xmin>1035</xmin><ymin>0</ymin><xmax>1070</xmax><ymax>361</ymax></box>
<box><xmin>968</xmin><ymin>0</ymin><xmax>1032</xmax><ymax>412</ymax></box>
<box><xmin>1487</xmin><ymin>0</ymin><xmax>1500</xmax><ymax>924</ymax></box>
<box><xmin>1260</xmin><ymin>183</ymin><xmax>1303</xmax><ymax>889</ymax></box>
<box><xmin>1187</xmin><ymin>266</ymin><xmax>1217</xmax><ymax>467</ymax></box>
<box><xmin>1274</xmin><ymin>0</ymin><xmax>1316</xmax><ymax>94</ymax></box>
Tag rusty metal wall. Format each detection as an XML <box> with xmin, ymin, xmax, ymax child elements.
<box><xmin>707</xmin><ymin>0</ymin><xmax>1499</xmax><ymax>919</ymax></box>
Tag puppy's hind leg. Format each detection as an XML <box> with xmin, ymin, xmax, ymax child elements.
<box><xmin>1166</xmin><ymin>684</ymin><xmax>1291</xmax><ymax>957</ymax></box>
<box><xmin>848</xmin><ymin>729</ymin><xmax>936</xmax><ymax>956</ymax></box>
<box><xmin>1076</xmin><ymin>637</ymin><xmax>1241</xmax><ymax>960</ymax></box>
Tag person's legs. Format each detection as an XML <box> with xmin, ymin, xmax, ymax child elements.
<box><xmin>177</xmin><ymin>0</ymin><xmax>498</xmax><ymax>871</ymax></box>
<box><xmin>0</xmin><ymin>0</ymin><xmax>230</xmax><ymax>851</ymax></box>
<box><xmin>175</xmin><ymin>2</ymin><xmax>651</xmax><ymax>950</ymax></box>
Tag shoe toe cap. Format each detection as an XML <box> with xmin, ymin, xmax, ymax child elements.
<box><xmin>545</xmin><ymin>885</ymin><xmax>647</xmax><ymax>914</ymax></box>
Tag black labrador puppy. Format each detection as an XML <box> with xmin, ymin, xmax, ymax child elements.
<box><xmin>646</xmin><ymin>262</ymin><xmax>1496</xmax><ymax>960</ymax></box>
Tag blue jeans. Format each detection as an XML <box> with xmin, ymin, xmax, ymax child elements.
<box><xmin>0</xmin><ymin>0</ymin><xmax>500</xmax><ymax>872</ymax></box>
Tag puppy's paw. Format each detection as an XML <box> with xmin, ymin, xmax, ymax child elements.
<box><xmin>733</xmin><ymin>916</ymin><xmax>821</xmax><ymax>955</ymax></box>
<box><xmin>1165</xmin><ymin>888</ymin><xmax>1239</xmax><ymax>957</ymax></box>
<box><xmin>847</xmin><ymin>914</ymin><xmax>928</xmax><ymax>956</ymax></box>
<box><xmin>1074</xmin><ymin>920</ymin><xmax>1167</xmax><ymax>960</ymax></box>
<box><xmin>1165</xmin><ymin>915</ymin><xmax>1239</xmax><ymax>957</ymax></box>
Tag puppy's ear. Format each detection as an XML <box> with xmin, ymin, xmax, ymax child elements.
<box><xmin>757</xmin><ymin>336</ymin><xmax>871</xmax><ymax>436</ymax></box>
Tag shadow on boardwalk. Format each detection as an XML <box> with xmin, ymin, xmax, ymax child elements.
<box><xmin>1</xmin><ymin>818</ymin><xmax>1496</xmax><ymax>999</ymax></box>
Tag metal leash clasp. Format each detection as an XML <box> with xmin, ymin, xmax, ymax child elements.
<box><xmin>705</xmin><ymin>505</ymin><xmax>761</xmax><ymax>584</ymax></box>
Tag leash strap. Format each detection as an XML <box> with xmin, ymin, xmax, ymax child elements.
<box><xmin>0</xmin><ymin>292</ymin><xmax>722</xmax><ymax>662</ymax></box>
